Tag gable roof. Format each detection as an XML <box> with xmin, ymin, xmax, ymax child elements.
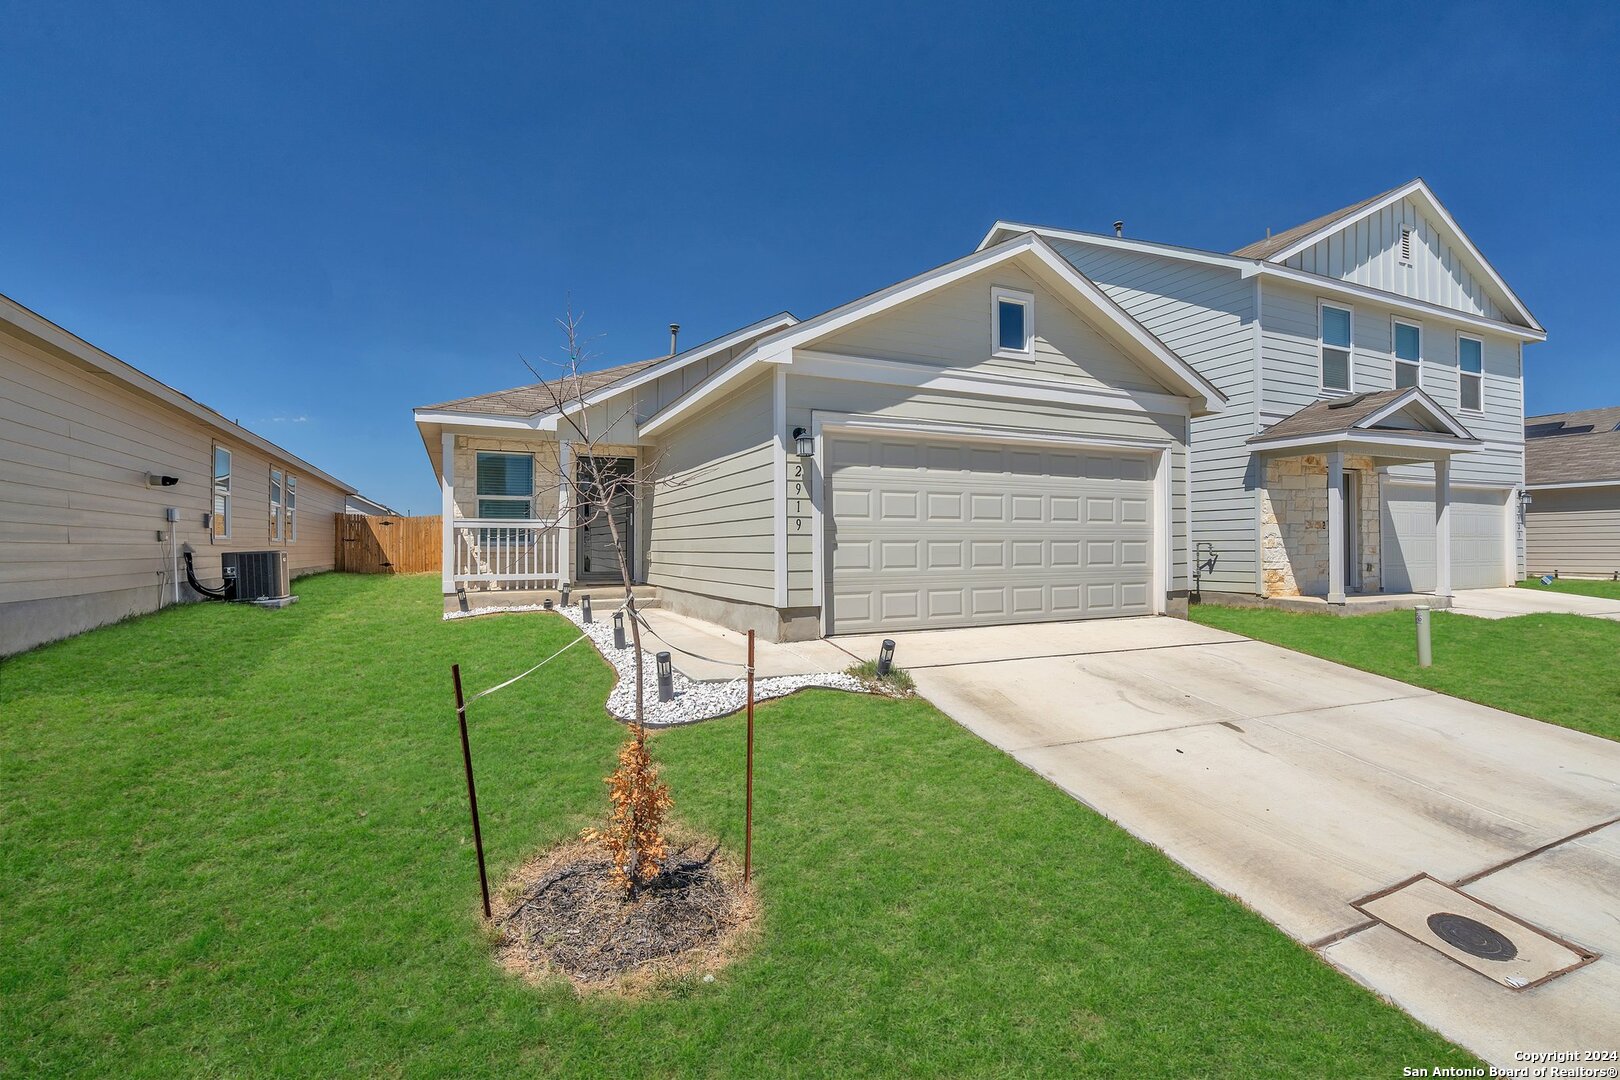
<box><xmin>1525</xmin><ymin>405</ymin><xmax>1620</xmax><ymax>486</ymax></box>
<box><xmin>1232</xmin><ymin>181</ymin><xmax>1413</xmax><ymax>260</ymax></box>
<box><xmin>1247</xmin><ymin>388</ymin><xmax>1480</xmax><ymax>456</ymax></box>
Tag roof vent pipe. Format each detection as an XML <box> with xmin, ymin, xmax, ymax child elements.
<box><xmin>668</xmin><ymin>323</ymin><xmax>681</xmax><ymax>355</ymax></box>
<box><xmin>1113</xmin><ymin>220</ymin><xmax>1124</xmax><ymax>238</ymax></box>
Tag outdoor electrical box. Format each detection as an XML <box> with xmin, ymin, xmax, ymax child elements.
<box><xmin>165</xmin><ymin>507</ymin><xmax>180</xmax><ymax>523</ymax></box>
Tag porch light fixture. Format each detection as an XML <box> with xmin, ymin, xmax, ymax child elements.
<box><xmin>656</xmin><ymin>651</ymin><xmax>674</xmax><ymax>702</ymax></box>
<box><xmin>876</xmin><ymin>638</ymin><xmax>896</xmax><ymax>677</ymax></box>
<box><xmin>580</xmin><ymin>594</ymin><xmax>593</xmax><ymax>623</ymax></box>
<box><xmin>612</xmin><ymin>610</ymin><xmax>626</xmax><ymax>650</ymax></box>
<box><xmin>793</xmin><ymin>427</ymin><xmax>814</xmax><ymax>457</ymax></box>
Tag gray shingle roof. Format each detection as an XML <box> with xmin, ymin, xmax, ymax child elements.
<box><xmin>1248</xmin><ymin>389</ymin><xmax>1478</xmax><ymax>448</ymax></box>
<box><xmin>1525</xmin><ymin>405</ymin><xmax>1620</xmax><ymax>485</ymax></box>
<box><xmin>1232</xmin><ymin>180</ymin><xmax>1415</xmax><ymax>260</ymax></box>
<box><xmin>418</xmin><ymin>357</ymin><xmax>665</xmax><ymax>418</ymax></box>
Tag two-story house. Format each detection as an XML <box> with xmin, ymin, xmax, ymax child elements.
<box><xmin>415</xmin><ymin>179</ymin><xmax>1540</xmax><ymax>639</ymax></box>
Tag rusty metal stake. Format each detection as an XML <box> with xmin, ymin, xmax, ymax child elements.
<box><xmin>452</xmin><ymin>664</ymin><xmax>492</xmax><ymax>919</ymax></box>
<box><xmin>744</xmin><ymin>629</ymin><xmax>755</xmax><ymax>885</ymax></box>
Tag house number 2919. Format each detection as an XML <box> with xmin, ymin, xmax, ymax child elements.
<box><xmin>789</xmin><ymin>460</ymin><xmax>807</xmax><ymax>531</ymax></box>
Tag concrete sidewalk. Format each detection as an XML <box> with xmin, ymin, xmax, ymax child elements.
<box><xmin>637</xmin><ymin>609</ymin><xmax>863</xmax><ymax>681</ymax></box>
<box><xmin>878</xmin><ymin>615</ymin><xmax>1620</xmax><ymax>1069</ymax></box>
<box><xmin>1449</xmin><ymin>586</ymin><xmax>1620</xmax><ymax>621</ymax></box>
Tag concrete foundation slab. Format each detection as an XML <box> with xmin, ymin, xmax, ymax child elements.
<box><xmin>637</xmin><ymin>609</ymin><xmax>858</xmax><ymax>681</ymax></box>
<box><xmin>1448</xmin><ymin>586</ymin><xmax>1620</xmax><ymax>621</ymax></box>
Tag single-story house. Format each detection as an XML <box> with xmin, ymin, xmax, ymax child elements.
<box><xmin>415</xmin><ymin>232</ymin><xmax>1226</xmax><ymax>640</ymax></box>
<box><xmin>345</xmin><ymin>493</ymin><xmax>401</xmax><ymax>516</ymax></box>
<box><xmin>1524</xmin><ymin>405</ymin><xmax>1620</xmax><ymax>579</ymax></box>
<box><xmin>1</xmin><ymin>291</ymin><xmax>358</xmax><ymax>655</ymax></box>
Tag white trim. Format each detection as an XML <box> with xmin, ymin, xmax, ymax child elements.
<box><xmin>1456</xmin><ymin>332</ymin><xmax>1486</xmax><ymax>416</ymax></box>
<box><xmin>809</xmin><ymin>424</ymin><xmax>826</xmax><ymax>635</ymax></box>
<box><xmin>812</xmin><ymin>411</ymin><xmax>1178</xmax><ymax>452</ymax></box>
<box><xmin>1251</xmin><ymin>430</ymin><xmax>1482</xmax><ymax>456</ymax></box>
<box><xmin>1154</xmin><ymin>444</ymin><xmax>1171</xmax><ymax>614</ymax></box>
<box><xmin>1357</xmin><ymin>386</ymin><xmax>1477</xmax><ymax>439</ymax></box>
<box><xmin>211</xmin><ymin>443</ymin><xmax>232</xmax><ymax>541</ymax></box>
<box><xmin>990</xmin><ymin>285</ymin><xmax>1035</xmax><ymax>359</ymax></box>
<box><xmin>1318</xmin><ymin>299</ymin><xmax>1354</xmax><ymax>393</ymax></box>
<box><xmin>772</xmin><ymin>367</ymin><xmax>788</xmax><ymax>607</ymax></box>
<box><xmin>439</xmin><ymin>433</ymin><xmax>456</xmax><ymax>592</ymax></box>
<box><xmin>977</xmin><ymin>221</ymin><xmax>1251</xmax><ymax>271</ymax></box>
<box><xmin>790</xmin><ymin>350</ymin><xmax>1194</xmax><ymax>417</ymax></box>
<box><xmin>638</xmin><ymin>347</ymin><xmax>770</xmax><ymax>438</ymax></box>
<box><xmin>1392</xmin><ymin>316</ymin><xmax>1423</xmax><ymax>390</ymax></box>
<box><xmin>1525</xmin><ymin>479</ymin><xmax>1620</xmax><ymax>491</ymax></box>
<box><xmin>1252</xmin><ymin>275</ymin><xmax>1266</xmax><ymax>595</ymax></box>
<box><xmin>269</xmin><ymin>466</ymin><xmax>284</xmax><ymax>543</ymax></box>
<box><xmin>556</xmin><ymin>440</ymin><xmax>572</xmax><ymax>586</ymax></box>
<box><xmin>1381</xmin><ymin>476</ymin><xmax>1516</xmax><ymax>494</ymax></box>
<box><xmin>1326</xmin><ymin>451</ymin><xmax>1346</xmax><ymax>604</ymax></box>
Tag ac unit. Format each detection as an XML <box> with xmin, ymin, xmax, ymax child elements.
<box><xmin>222</xmin><ymin>550</ymin><xmax>290</xmax><ymax>601</ymax></box>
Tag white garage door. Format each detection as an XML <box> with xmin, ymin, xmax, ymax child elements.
<box><xmin>1382</xmin><ymin>483</ymin><xmax>1511</xmax><ymax>592</ymax></box>
<box><xmin>825</xmin><ymin>434</ymin><xmax>1157</xmax><ymax>634</ymax></box>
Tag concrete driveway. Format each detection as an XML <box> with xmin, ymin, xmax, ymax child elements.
<box><xmin>1450</xmin><ymin>586</ymin><xmax>1620</xmax><ymax>621</ymax></box>
<box><xmin>839</xmin><ymin>617</ymin><xmax>1620</xmax><ymax>1067</ymax></box>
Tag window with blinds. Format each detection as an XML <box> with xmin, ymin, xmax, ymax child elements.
<box><xmin>476</xmin><ymin>452</ymin><xmax>534</xmax><ymax>518</ymax></box>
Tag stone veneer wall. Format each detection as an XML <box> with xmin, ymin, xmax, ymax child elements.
<box><xmin>1259</xmin><ymin>454</ymin><xmax>1382</xmax><ymax>597</ymax></box>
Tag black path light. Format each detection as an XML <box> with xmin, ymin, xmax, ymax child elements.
<box><xmin>876</xmin><ymin>638</ymin><xmax>897</xmax><ymax>677</ymax></box>
<box><xmin>560</xmin><ymin>582</ymin><xmax>571</xmax><ymax>607</ymax></box>
<box><xmin>656</xmin><ymin>651</ymin><xmax>674</xmax><ymax>702</ymax></box>
<box><xmin>542</xmin><ymin>597</ymin><xmax>553</xmax><ymax>610</ymax></box>
<box><xmin>612</xmin><ymin>609</ymin><xmax>626</xmax><ymax>650</ymax></box>
<box><xmin>580</xmin><ymin>594</ymin><xmax>593</xmax><ymax>623</ymax></box>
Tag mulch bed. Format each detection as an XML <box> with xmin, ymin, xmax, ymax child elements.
<box><xmin>493</xmin><ymin>835</ymin><xmax>755</xmax><ymax>992</ymax></box>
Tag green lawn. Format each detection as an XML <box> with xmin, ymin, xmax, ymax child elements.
<box><xmin>1190</xmin><ymin>603</ymin><xmax>1620</xmax><ymax>742</ymax></box>
<box><xmin>2</xmin><ymin>574</ymin><xmax>1475</xmax><ymax>1077</ymax></box>
<box><xmin>1517</xmin><ymin>576</ymin><xmax>1620</xmax><ymax>601</ymax></box>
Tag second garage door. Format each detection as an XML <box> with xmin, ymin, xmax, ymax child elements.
<box><xmin>825</xmin><ymin>434</ymin><xmax>1156</xmax><ymax>634</ymax></box>
<box><xmin>1382</xmin><ymin>482</ymin><xmax>1511</xmax><ymax>592</ymax></box>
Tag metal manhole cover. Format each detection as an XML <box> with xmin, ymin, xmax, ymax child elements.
<box><xmin>1426</xmin><ymin>912</ymin><xmax>1518</xmax><ymax>961</ymax></box>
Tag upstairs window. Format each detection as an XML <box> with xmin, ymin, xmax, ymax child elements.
<box><xmin>476</xmin><ymin>452</ymin><xmax>534</xmax><ymax>519</ymax></box>
<box><xmin>1393</xmin><ymin>320</ymin><xmax>1422</xmax><ymax>389</ymax></box>
<box><xmin>269</xmin><ymin>468</ymin><xmax>283</xmax><ymax>541</ymax></box>
<box><xmin>1319</xmin><ymin>302</ymin><xmax>1353</xmax><ymax>392</ymax></box>
<box><xmin>212</xmin><ymin>446</ymin><xmax>232</xmax><ymax>539</ymax></box>
<box><xmin>1458</xmin><ymin>335</ymin><xmax>1484</xmax><ymax>412</ymax></box>
<box><xmin>991</xmin><ymin>286</ymin><xmax>1033</xmax><ymax>358</ymax></box>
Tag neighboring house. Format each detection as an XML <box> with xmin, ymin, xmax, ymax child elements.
<box><xmin>345</xmin><ymin>493</ymin><xmax>401</xmax><ymax>516</ymax></box>
<box><xmin>414</xmin><ymin>178</ymin><xmax>1541</xmax><ymax>639</ymax></box>
<box><xmin>1523</xmin><ymin>406</ymin><xmax>1620</xmax><ymax>579</ymax></box>
<box><xmin>1</xmin><ymin>292</ymin><xmax>354</xmax><ymax>655</ymax></box>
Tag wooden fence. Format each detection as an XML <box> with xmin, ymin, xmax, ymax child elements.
<box><xmin>335</xmin><ymin>514</ymin><xmax>442</xmax><ymax>574</ymax></box>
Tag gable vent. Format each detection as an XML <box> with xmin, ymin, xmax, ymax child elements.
<box><xmin>1398</xmin><ymin>225</ymin><xmax>1414</xmax><ymax>265</ymax></box>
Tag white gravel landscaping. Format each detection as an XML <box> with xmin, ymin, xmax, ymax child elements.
<box><xmin>445</xmin><ymin>600</ymin><xmax>867</xmax><ymax>726</ymax></box>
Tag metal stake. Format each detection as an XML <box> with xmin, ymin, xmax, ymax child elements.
<box><xmin>1414</xmin><ymin>605</ymin><xmax>1432</xmax><ymax>668</ymax></box>
<box><xmin>745</xmin><ymin>629</ymin><xmax>755</xmax><ymax>885</ymax></box>
<box><xmin>452</xmin><ymin>664</ymin><xmax>492</xmax><ymax>919</ymax></box>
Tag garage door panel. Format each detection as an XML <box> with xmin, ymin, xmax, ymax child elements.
<box><xmin>1382</xmin><ymin>484</ymin><xmax>1509</xmax><ymax>593</ymax></box>
<box><xmin>828</xmin><ymin>434</ymin><xmax>1157</xmax><ymax>633</ymax></box>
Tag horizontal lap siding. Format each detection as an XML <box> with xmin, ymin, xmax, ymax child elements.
<box><xmin>645</xmin><ymin>371</ymin><xmax>775</xmax><ymax>604</ymax></box>
<box><xmin>1054</xmin><ymin>242</ymin><xmax>1259</xmax><ymax>592</ymax></box>
<box><xmin>1525</xmin><ymin>489</ymin><xmax>1620</xmax><ymax>578</ymax></box>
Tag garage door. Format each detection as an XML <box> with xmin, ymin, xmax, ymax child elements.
<box><xmin>825</xmin><ymin>434</ymin><xmax>1156</xmax><ymax>634</ymax></box>
<box><xmin>1382</xmin><ymin>483</ymin><xmax>1510</xmax><ymax>592</ymax></box>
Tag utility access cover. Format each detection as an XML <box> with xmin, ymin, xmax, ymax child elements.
<box><xmin>1353</xmin><ymin>874</ymin><xmax>1596</xmax><ymax>990</ymax></box>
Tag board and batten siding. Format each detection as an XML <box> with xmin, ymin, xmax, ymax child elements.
<box><xmin>644</xmin><ymin>370</ymin><xmax>776</xmax><ymax>605</ymax></box>
<box><xmin>1</xmin><ymin>326</ymin><xmax>347</xmax><ymax>655</ymax></box>
<box><xmin>1051</xmin><ymin>240</ymin><xmax>1260</xmax><ymax>593</ymax></box>
<box><xmin>784</xmin><ymin>374</ymin><xmax>1190</xmax><ymax>609</ymax></box>
<box><xmin>1282</xmin><ymin>197</ymin><xmax>1506</xmax><ymax>322</ymax></box>
<box><xmin>1525</xmin><ymin>487</ymin><xmax>1620</xmax><ymax>579</ymax></box>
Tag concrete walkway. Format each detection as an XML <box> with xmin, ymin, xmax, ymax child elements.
<box><xmin>1449</xmin><ymin>586</ymin><xmax>1620</xmax><ymax>621</ymax></box>
<box><xmin>852</xmin><ymin>617</ymin><xmax>1620</xmax><ymax>1068</ymax></box>
<box><xmin>638</xmin><ymin>609</ymin><xmax>862</xmax><ymax>681</ymax></box>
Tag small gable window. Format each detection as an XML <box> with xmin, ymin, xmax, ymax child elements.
<box><xmin>1458</xmin><ymin>335</ymin><xmax>1484</xmax><ymax>412</ymax></box>
<box><xmin>1319</xmin><ymin>301</ymin><xmax>1353</xmax><ymax>392</ymax></box>
<box><xmin>991</xmin><ymin>286</ymin><xmax>1033</xmax><ymax>358</ymax></box>
<box><xmin>1393</xmin><ymin>320</ymin><xmax>1421</xmax><ymax>389</ymax></box>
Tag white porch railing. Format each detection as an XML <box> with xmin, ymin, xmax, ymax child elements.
<box><xmin>452</xmin><ymin>518</ymin><xmax>564</xmax><ymax>588</ymax></box>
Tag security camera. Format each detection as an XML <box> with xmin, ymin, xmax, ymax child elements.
<box><xmin>147</xmin><ymin>473</ymin><xmax>179</xmax><ymax>487</ymax></box>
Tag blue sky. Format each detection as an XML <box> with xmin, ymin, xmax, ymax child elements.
<box><xmin>3</xmin><ymin>2</ymin><xmax>1617</xmax><ymax>512</ymax></box>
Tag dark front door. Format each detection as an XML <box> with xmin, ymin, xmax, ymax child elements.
<box><xmin>576</xmin><ymin>457</ymin><xmax>635</xmax><ymax>582</ymax></box>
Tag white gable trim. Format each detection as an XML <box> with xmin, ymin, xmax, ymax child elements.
<box><xmin>1359</xmin><ymin>387</ymin><xmax>1477</xmax><ymax>439</ymax></box>
<box><xmin>1262</xmin><ymin>180</ymin><xmax>1542</xmax><ymax>332</ymax></box>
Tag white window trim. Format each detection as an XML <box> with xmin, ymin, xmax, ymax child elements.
<box><xmin>1457</xmin><ymin>332</ymin><xmax>1486</xmax><ymax>415</ymax></box>
<box><xmin>212</xmin><ymin>444</ymin><xmax>232</xmax><ymax>541</ymax></box>
<box><xmin>1392</xmin><ymin>317</ymin><xmax>1422</xmax><ymax>390</ymax></box>
<box><xmin>474</xmin><ymin>450</ymin><xmax>537</xmax><ymax>518</ymax></box>
<box><xmin>1318</xmin><ymin>299</ymin><xmax>1354</xmax><ymax>394</ymax></box>
<box><xmin>990</xmin><ymin>285</ymin><xmax>1034</xmax><ymax>360</ymax></box>
<box><xmin>285</xmin><ymin>473</ymin><xmax>298</xmax><ymax>543</ymax></box>
<box><xmin>269</xmin><ymin>467</ymin><xmax>284</xmax><ymax>542</ymax></box>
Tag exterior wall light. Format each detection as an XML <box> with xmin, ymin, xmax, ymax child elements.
<box><xmin>793</xmin><ymin>427</ymin><xmax>815</xmax><ymax>457</ymax></box>
<box><xmin>612</xmin><ymin>610</ymin><xmax>626</xmax><ymax>650</ymax></box>
<box><xmin>656</xmin><ymin>651</ymin><xmax>674</xmax><ymax>702</ymax></box>
<box><xmin>877</xmin><ymin>638</ymin><xmax>896</xmax><ymax>677</ymax></box>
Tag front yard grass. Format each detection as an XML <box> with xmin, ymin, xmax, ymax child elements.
<box><xmin>1</xmin><ymin>574</ymin><xmax>1475</xmax><ymax>1077</ymax></box>
<box><xmin>1190</xmin><ymin>602</ymin><xmax>1620</xmax><ymax>743</ymax></box>
<box><xmin>1517</xmin><ymin>576</ymin><xmax>1620</xmax><ymax>601</ymax></box>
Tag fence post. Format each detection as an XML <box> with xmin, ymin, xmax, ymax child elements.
<box><xmin>744</xmin><ymin>629</ymin><xmax>755</xmax><ymax>885</ymax></box>
<box><xmin>452</xmin><ymin>664</ymin><xmax>492</xmax><ymax>919</ymax></box>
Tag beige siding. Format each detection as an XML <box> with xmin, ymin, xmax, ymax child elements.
<box><xmin>645</xmin><ymin>371</ymin><xmax>775</xmax><ymax>604</ymax></box>
<box><xmin>1525</xmin><ymin>488</ymin><xmax>1620</xmax><ymax>578</ymax></box>
<box><xmin>1</xmin><ymin>326</ymin><xmax>347</xmax><ymax>654</ymax></box>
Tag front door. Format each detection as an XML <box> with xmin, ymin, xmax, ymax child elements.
<box><xmin>576</xmin><ymin>457</ymin><xmax>635</xmax><ymax>582</ymax></box>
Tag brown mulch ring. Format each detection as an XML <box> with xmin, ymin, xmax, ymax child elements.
<box><xmin>492</xmin><ymin>833</ymin><xmax>756</xmax><ymax>994</ymax></box>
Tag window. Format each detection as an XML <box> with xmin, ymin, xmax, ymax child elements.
<box><xmin>1319</xmin><ymin>302</ymin><xmax>1353</xmax><ymax>392</ymax></box>
<box><xmin>1458</xmin><ymin>335</ymin><xmax>1484</xmax><ymax>412</ymax></box>
<box><xmin>1393</xmin><ymin>320</ymin><xmax>1422</xmax><ymax>389</ymax></box>
<box><xmin>212</xmin><ymin>446</ymin><xmax>232</xmax><ymax>539</ymax></box>
<box><xmin>475</xmin><ymin>451</ymin><xmax>534</xmax><ymax>519</ymax></box>
<box><xmin>285</xmin><ymin>474</ymin><xmax>297</xmax><ymax>542</ymax></box>
<box><xmin>991</xmin><ymin>286</ymin><xmax>1033</xmax><ymax>357</ymax></box>
<box><xmin>269</xmin><ymin>468</ymin><xmax>283</xmax><ymax>541</ymax></box>
<box><xmin>1398</xmin><ymin>225</ymin><xmax>1414</xmax><ymax>266</ymax></box>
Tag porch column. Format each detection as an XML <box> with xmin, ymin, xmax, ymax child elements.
<box><xmin>556</xmin><ymin>440</ymin><xmax>572</xmax><ymax>587</ymax></box>
<box><xmin>1434</xmin><ymin>457</ymin><xmax>1452</xmax><ymax>598</ymax></box>
<box><xmin>440</xmin><ymin>432</ymin><xmax>456</xmax><ymax>594</ymax></box>
<box><xmin>1326</xmin><ymin>451</ymin><xmax>1346</xmax><ymax>605</ymax></box>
